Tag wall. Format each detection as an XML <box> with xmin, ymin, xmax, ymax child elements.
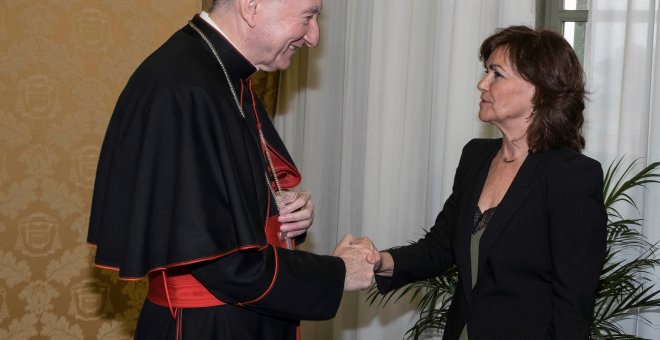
<box><xmin>0</xmin><ymin>1</ymin><xmax>200</xmax><ymax>338</ymax></box>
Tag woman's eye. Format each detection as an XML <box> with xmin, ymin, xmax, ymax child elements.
<box><xmin>484</xmin><ymin>69</ymin><xmax>503</xmax><ymax>79</ymax></box>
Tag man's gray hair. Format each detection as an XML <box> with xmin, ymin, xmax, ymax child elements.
<box><xmin>209</xmin><ymin>0</ymin><xmax>231</xmax><ymax>12</ymax></box>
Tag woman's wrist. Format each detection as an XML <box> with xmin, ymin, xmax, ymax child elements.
<box><xmin>375</xmin><ymin>251</ymin><xmax>394</xmax><ymax>277</ymax></box>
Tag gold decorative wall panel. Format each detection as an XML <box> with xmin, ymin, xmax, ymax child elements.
<box><xmin>0</xmin><ymin>1</ymin><xmax>201</xmax><ymax>338</ymax></box>
<box><xmin>252</xmin><ymin>70</ymin><xmax>281</xmax><ymax>118</ymax></box>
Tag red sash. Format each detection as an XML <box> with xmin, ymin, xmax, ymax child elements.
<box><xmin>147</xmin><ymin>269</ymin><xmax>225</xmax><ymax>309</ymax></box>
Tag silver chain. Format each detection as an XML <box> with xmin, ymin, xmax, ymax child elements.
<box><xmin>189</xmin><ymin>21</ymin><xmax>285</xmax><ymax>211</ymax></box>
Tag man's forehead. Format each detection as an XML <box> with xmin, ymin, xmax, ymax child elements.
<box><xmin>286</xmin><ymin>0</ymin><xmax>323</xmax><ymax>12</ymax></box>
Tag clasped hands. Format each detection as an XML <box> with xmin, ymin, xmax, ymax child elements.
<box><xmin>275</xmin><ymin>191</ymin><xmax>385</xmax><ymax>291</ymax></box>
<box><xmin>332</xmin><ymin>234</ymin><xmax>383</xmax><ymax>291</ymax></box>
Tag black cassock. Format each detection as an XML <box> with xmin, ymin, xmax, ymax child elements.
<box><xmin>88</xmin><ymin>15</ymin><xmax>344</xmax><ymax>339</ymax></box>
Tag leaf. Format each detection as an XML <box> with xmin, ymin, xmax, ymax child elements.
<box><xmin>0</xmin><ymin>40</ymin><xmax>34</xmax><ymax>78</ymax></box>
<box><xmin>40</xmin><ymin>178</ymin><xmax>85</xmax><ymax>218</ymax></box>
<box><xmin>45</xmin><ymin>113</ymin><xmax>89</xmax><ymax>149</ymax></box>
<box><xmin>46</xmin><ymin>246</ymin><xmax>90</xmax><ymax>285</ymax></box>
<box><xmin>0</xmin><ymin>111</ymin><xmax>33</xmax><ymax>148</ymax></box>
<box><xmin>120</xmin><ymin>279</ymin><xmax>148</xmax><ymax>308</ymax></box>
<box><xmin>97</xmin><ymin>320</ymin><xmax>133</xmax><ymax>340</ymax></box>
<box><xmin>0</xmin><ymin>250</ymin><xmax>31</xmax><ymax>288</ymax></box>
<box><xmin>0</xmin><ymin>178</ymin><xmax>38</xmax><ymax>219</ymax></box>
<box><xmin>367</xmin><ymin>265</ymin><xmax>458</xmax><ymax>338</ymax></box>
<box><xmin>40</xmin><ymin>313</ymin><xmax>84</xmax><ymax>340</ymax></box>
<box><xmin>0</xmin><ymin>314</ymin><xmax>39</xmax><ymax>340</ymax></box>
<box><xmin>592</xmin><ymin>159</ymin><xmax>660</xmax><ymax>338</ymax></box>
<box><xmin>18</xmin><ymin>145</ymin><xmax>60</xmax><ymax>178</ymax></box>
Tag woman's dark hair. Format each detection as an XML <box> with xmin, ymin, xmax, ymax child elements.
<box><xmin>479</xmin><ymin>25</ymin><xmax>586</xmax><ymax>152</ymax></box>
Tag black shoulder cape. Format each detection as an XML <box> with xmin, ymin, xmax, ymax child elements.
<box><xmin>88</xmin><ymin>15</ymin><xmax>296</xmax><ymax>279</ymax></box>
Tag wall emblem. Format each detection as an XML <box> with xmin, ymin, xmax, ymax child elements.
<box><xmin>70</xmin><ymin>145</ymin><xmax>99</xmax><ymax>188</ymax></box>
<box><xmin>72</xmin><ymin>9</ymin><xmax>111</xmax><ymax>52</ymax></box>
<box><xmin>68</xmin><ymin>279</ymin><xmax>113</xmax><ymax>321</ymax></box>
<box><xmin>17</xmin><ymin>74</ymin><xmax>60</xmax><ymax>120</ymax></box>
<box><xmin>15</xmin><ymin>212</ymin><xmax>62</xmax><ymax>257</ymax></box>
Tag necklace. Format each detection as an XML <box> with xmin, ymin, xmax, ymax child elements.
<box><xmin>499</xmin><ymin>147</ymin><xmax>524</xmax><ymax>163</ymax></box>
<box><xmin>189</xmin><ymin>21</ymin><xmax>286</xmax><ymax>211</ymax></box>
<box><xmin>501</xmin><ymin>150</ymin><xmax>529</xmax><ymax>164</ymax></box>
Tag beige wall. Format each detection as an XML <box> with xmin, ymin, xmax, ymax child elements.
<box><xmin>0</xmin><ymin>1</ymin><xmax>201</xmax><ymax>338</ymax></box>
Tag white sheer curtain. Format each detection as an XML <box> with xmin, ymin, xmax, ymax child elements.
<box><xmin>274</xmin><ymin>1</ymin><xmax>535</xmax><ymax>339</ymax></box>
<box><xmin>275</xmin><ymin>0</ymin><xmax>660</xmax><ymax>338</ymax></box>
<box><xmin>585</xmin><ymin>0</ymin><xmax>660</xmax><ymax>338</ymax></box>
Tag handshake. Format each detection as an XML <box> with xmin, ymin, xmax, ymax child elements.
<box><xmin>332</xmin><ymin>234</ymin><xmax>384</xmax><ymax>291</ymax></box>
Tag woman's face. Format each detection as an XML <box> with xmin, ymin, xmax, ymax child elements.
<box><xmin>477</xmin><ymin>47</ymin><xmax>536</xmax><ymax>130</ymax></box>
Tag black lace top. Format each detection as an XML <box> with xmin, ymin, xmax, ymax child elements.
<box><xmin>472</xmin><ymin>206</ymin><xmax>496</xmax><ymax>234</ymax></box>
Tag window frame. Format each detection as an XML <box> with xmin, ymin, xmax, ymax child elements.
<box><xmin>536</xmin><ymin>0</ymin><xmax>588</xmax><ymax>33</ymax></box>
<box><xmin>536</xmin><ymin>0</ymin><xmax>588</xmax><ymax>63</ymax></box>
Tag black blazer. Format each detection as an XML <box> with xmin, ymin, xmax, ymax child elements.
<box><xmin>377</xmin><ymin>139</ymin><xmax>607</xmax><ymax>340</ymax></box>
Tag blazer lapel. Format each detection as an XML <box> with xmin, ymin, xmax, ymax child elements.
<box><xmin>456</xmin><ymin>141</ymin><xmax>500</xmax><ymax>305</ymax></box>
<box><xmin>475</xmin><ymin>150</ymin><xmax>547</xmax><ymax>281</ymax></box>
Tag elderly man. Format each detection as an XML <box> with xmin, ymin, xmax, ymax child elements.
<box><xmin>87</xmin><ymin>0</ymin><xmax>374</xmax><ymax>338</ymax></box>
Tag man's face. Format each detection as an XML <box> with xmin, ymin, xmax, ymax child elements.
<box><xmin>250</xmin><ymin>0</ymin><xmax>322</xmax><ymax>71</ymax></box>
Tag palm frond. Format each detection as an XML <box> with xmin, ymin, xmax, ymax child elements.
<box><xmin>595</xmin><ymin>159</ymin><xmax>660</xmax><ymax>338</ymax></box>
<box><xmin>604</xmin><ymin>159</ymin><xmax>660</xmax><ymax>216</ymax></box>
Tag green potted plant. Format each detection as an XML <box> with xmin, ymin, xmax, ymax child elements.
<box><xmin>368</xmin><ymin>159</ymin><xmax>660</xmax><ymax>340</ymax></box>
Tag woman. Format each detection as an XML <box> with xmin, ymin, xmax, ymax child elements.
<box><xmin>371</xmin><ymin>26</ymin><xmax>607</xmax><ymax>340</ymax></box>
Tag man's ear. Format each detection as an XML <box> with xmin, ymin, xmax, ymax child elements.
<box><xmin>239</xmin><ymin>0</ymin><xmax>258</xmax><ymax>27</ymax></box>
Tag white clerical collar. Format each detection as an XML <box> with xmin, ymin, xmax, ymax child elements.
<box><xmin>199</xmin><ymin>11</ymin><xmax>259</xmax><ymax>70</ymax></box>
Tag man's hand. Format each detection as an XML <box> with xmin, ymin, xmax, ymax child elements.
<box><xmin>333</xmin><ymin>234</ymin><xmax>378</xmax><ymax>291</ymax></box>
<box><xmin>277</xmin><ymin>191</ymin><xmax>314</xmax><ymax>240</ymax></box>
